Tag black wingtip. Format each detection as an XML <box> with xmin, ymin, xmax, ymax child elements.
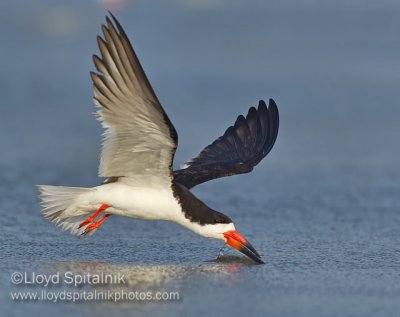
<box><xmin>107</xmin><ymin>10</ymin><xmax>114</xmax><ymax>19</ymax></box>
<box><xmin>101</xmin><ymin>24</ymin><xmax>109</xmax><ymax>36</ymax></box>
<box><xmin>105</xmin><ymin>15</ymin><xmax>113</xmax><ymax>27</ymax></box>
<box><xmin>89</xmin><ymin>71</ymin><xmax>97</xmax><ymax>79</ymax></box>
<box><xmin>246</xmin><ymin>106</ymin><xmax>258</xmax><ymax>122</ymax></box>
<box><xmin>267</xmin><ymin>98</ymin><xmax>279</xmax><ymax>121</ymax></box>
<box><xmin>234</xmin><ymin>114</ymin><xmax>246</xmax><ymax>129</ymax></box>
<box><xmin>96</xmin><ymin>35</ymin><xmax>104</xmax><ymax>45</ymax></box>
<box><xmin>103</xmin><ymin>12</ymin><xmax>117</xmax><ymax>30</ymax></box>
<box><xmin>259</xmin><ymin>99</ymin><xmax>278</xmax><ymax>111</ymax></box>
<box><xmin>258</xmin><ymin>100</ymin><xmax>268</xmax><ymax>115</ymax></box>
<box><xmin>108</xmin><ymin>11</ymin><xmax>124</xmax><ymax>34</ymax></box>
<box><xmin>268</xmin><ymin>98</ymin><xmax>278</xmax><ymax>110</ymax></box>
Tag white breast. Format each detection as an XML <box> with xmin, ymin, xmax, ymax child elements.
<box><xmin>92</xmin><ymin>182</ymin><xmax>182</xmax><ymax>221</ymax></box>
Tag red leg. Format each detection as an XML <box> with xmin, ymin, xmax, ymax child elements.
<box><xmin>79</xmin><ymin>204</ymin><xmax>110</xmax><ymax>228</ymax></box>
<box><xmin>82</xmin><ymin>214</ymin><xmax>110</xmax><ymax>235</ymax></box>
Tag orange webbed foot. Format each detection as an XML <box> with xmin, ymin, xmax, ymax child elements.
<box><xmin>81</xmin><ymin>214</ymin><xmax>110</xmax><ymax>236</ymax></box>
<box><xmin>79</xmin><ymin>204</ymin><xmax>110</xmax><ymax>228</ymax></box>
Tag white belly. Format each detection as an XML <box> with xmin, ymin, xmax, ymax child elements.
<box><xmin>90</xmin><ymin>182</ymin><xmax>182</xmax><ymax>221</ymax></box>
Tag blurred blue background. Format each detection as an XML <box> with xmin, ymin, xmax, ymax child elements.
<box><xmin>1</xmin><ymin>0</ymin><xmax>399</xmax><ymax>316</ymax></box>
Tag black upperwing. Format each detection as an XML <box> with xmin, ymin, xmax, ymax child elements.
<box><xmin>173</xmin><ymin>99</ymin><xmax>279</xmax><ymax>189</ymax></box>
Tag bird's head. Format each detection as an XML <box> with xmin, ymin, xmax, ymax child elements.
<box><xmin>173</xmin><ymin>182</ymin><xmax>264</xmax><ymax>264</ymax></box>
<box><xmin>185</xmin><ymin>211</ymin><xmax>264</xmax><ymax>264</ymax></box>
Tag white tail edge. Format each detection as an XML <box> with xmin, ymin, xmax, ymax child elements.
<box><xmin>37</xmin><ymin>185</ymin><xmax>94</xmax><ymax>236</ymax></box>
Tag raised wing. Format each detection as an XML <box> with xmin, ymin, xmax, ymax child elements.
<box><xmin>173</xmin><ymin>99</ymin><xmax>278</xmax><ymax>189</ymax></box>
<box><xmin>91</xmin><ymin>14</ymin><xmax>178</xmax><ymax>181</ymax></box>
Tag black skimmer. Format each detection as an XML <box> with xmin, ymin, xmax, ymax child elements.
<box><xmin>37</xmin><ymin>14</ymin><xmax>279</xmax><ymax>264</ymax></box>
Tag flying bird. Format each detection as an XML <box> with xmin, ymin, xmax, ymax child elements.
<box><xmin>37</xmin><ymin>14</ymin><xmax>279</xmax><ymax>264</ymax></box>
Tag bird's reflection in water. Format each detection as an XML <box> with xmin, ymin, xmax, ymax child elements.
<box><xmin>44</xmin><ymin>258</ymin><xmax>253</xmax><ymax>294</ymax></box>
